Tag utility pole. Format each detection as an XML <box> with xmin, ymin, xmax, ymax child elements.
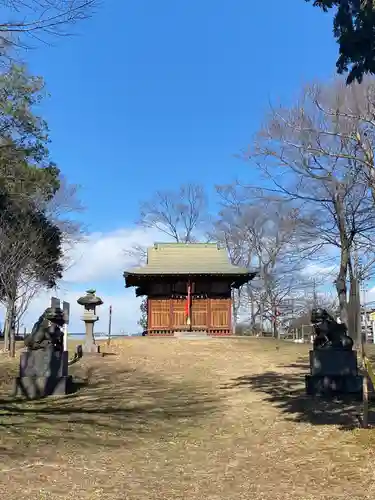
<box><xmin>107</xmin><ymin>305</ymin><xmax>112</xmax><ymax>346</ymax></box>
<box><xmin>9</xmin><ymin>300</ymin><xmax>16</xmax><ymax>358</ymax></box>
<box><xmin>353</xmin><ymin>243</ymin><xmax>369</xmax><ymax>428</ymax></box>
<box><xmin>362</xmin><ymin>280</ymin><xmax>368</xmax><ymax>344</ymax></box>
<box><xmin>258</xmin><ymin>253</ymin><xmax>264</xmax><ymax>335</ymax></box>
<box><xmin>312</xmin><ymin>278</ymin><xmax>317</xmax><ymax>307</ymax></box>
<box><xmin>63</xmin><ymin>301</ymin><xmax>70</xmax><ymax>352</ymax></box>
<box><xmin>248</xmin><ymin>283</ymin><xmax>255</xmax><ymax>334</ymax></box>
<box><xmin>350</xmin><ymin>243</ymin><xmax>362</xmax><ymax>349</ymax></box>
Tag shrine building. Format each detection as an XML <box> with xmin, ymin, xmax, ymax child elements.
<box><xmin>123</xmin><ymin>242</ymin><xmax>257</xmax><ymax>337</ymax></box>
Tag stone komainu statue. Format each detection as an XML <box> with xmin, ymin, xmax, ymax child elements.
<box><xmin>24</xmin><ymin>307</ymin><xmax>65</xmax><ymax>351</ymax></box>
<box><xmin>311</xmin><ymin>307</ymin><xmax>354</xmax><ymax>350</ymax></box>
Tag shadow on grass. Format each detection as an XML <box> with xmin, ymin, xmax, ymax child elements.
<box><xmin>0</xmin><ymin>358</ymin><xmax>219</xmax><ymax>458</ymax></box>
<box><xmin>221</xmin><ymin>358</ymin><xmax>370</xmax><ymax>430</ymax></box>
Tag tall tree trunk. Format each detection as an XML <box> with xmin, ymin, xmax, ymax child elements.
<box><xmin>7</xmin><ymin>295</ymin><xmax>16</xmax><ymax>357</ymax></box>
<box><xmin>333</xmin><ymin>187</ymin><xmax>350</xmax><ymax>327</ymax></box>
<box><xmin>5</xmin><ymin>281</ymin><xmax>18</xmax><ymax>358</ymax></box>
<box><xmin>250</xmin><ymin>288</ymin><xmax>255</xmax><ymax>333</ymax></box>
<box><xmin>272</xmin><ymin>300</ymin><xmax>278</xmax><ymax>339</ymax></box>
<box><xmin>336</xmin><ymin>272</ymin><xmax>348</xmax><ymax>327</ymax></box>
<box><xmin>3</xmin><ymin>306</ymin><xmax>10</xmax><ymax>352</ymax></box>
<box><xmin>259</xmin><ymin>293</ymin><xmax>264</xmax><ymax>335</ymax></box>
<box><xmin>247</xmin><ymin>284</ymin><xmax>255</xmax><ymax>333</ymax></box>
<box><xmin>335</xmin><ymin>245</ymin><xmax>350</xmax><ymax>327</ymax></box>
<box><xmin>232</xmin><ymin>289</ymin><xmax>239</xmax><ymax>333</ymax></box>
<box><xmin>358</xmin><ymin>132</ymin><xmax>375</xmax><ymax>206</ymax></box>
<box><xmin>348</xmin><ymin>276</ymin><xmax>361</xmax><ymax>349</ymax></box>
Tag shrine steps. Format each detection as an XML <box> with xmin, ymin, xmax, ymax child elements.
<box><xmin>173</xmin><ymin>331</ymin><xmax>210</xmax><ymax>339</ymax></box>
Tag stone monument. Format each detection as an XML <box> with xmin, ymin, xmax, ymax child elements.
<box><xmin>13</xmin><ymin>306</ymin><xmax>72</xmax><ymax>399</ymax></box>
<box><xmin>305</xmin><ymin>308</ymin><xmax>363</xmax><ymax>396</ymax></box>
<box><xmin>77</xmin><ymin>289</ymin><xmax>103</xmax><ymax>354</ymax></box>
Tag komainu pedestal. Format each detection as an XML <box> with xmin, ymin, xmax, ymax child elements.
<box><xmin>13</xmin><ymin>306</ymin><xmax>72</xmax><ymax>400</ymax></box>
<box><xmin>14</xmin><ymin>350</ymin><xmax>72</xmax><ymax>399</ymax></box>
<box><xmin>305</xmin><ymin>349</ymin><xmax>363</xmax><ymax>396</ymax></box>
<box><xmin>305</xmin><ymin>307</ymin><xmax>363</xmax><ymax>396</ymax></box>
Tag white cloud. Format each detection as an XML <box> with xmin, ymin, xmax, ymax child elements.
<box><xmin>301</xmin><ymin>262</ymin><xmax>337</xmax><ymax>278</ymax></box>
<box><xmin>17</xmin><ymin>288</ymin><xmax>143</xmax><ymax>335</ymax></box>
<box><xmin>5</xmin><ymin>228</ymin><xmax>364</xmax><ymax>336</ymax></box>
<box><xmin>365</xmin><ymin>285</ymin><xmax>375</xmax><ymax>306</ymax></box>
<box><xmin>2</xmin><ymin>225</ymin><xmax>375</xmax><ymax>337</ymax></box>
<box><xmin>0</xmin><ymin>225</ymin><xmax>165</xmax><ymax>335</ymax></box>
<box><xmin>63</xmin><ymin>226</ymin><xmax>162</xmax><ymax>284</ymax></box>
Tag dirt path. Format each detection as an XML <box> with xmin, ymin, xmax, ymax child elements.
<box><xmin>0</xmin><ymin>338</ymin><xmax>373</xmax><ymax>499</ymax></box>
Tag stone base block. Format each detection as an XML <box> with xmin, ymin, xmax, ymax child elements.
<box><xmin>309</xmin><ymin>349</ymin><xmax>358</xmax><ymax>376</ymax></box>
<box><xmin>82</xmin><ymin>343</ymin><xmax>101</xmax><ymax>355</ymax></box>
<box><xmin>174</xmin><ymin>331</ymin><xmax>210</xmax><ymax>339</ymax></box>
<box><xmin>13</xmin><ymin>375</ymin><xmax>72</xmax><ymax>399</ymax></box>
<box><xmin>20</xmin><ymin>350</ymin><xmax>68</xmax><ymax>378</ymax></box>
<box><xmin>305</xmin><ymin>374</ymin><xmax>363</xmax><ymax>396</ymax></box>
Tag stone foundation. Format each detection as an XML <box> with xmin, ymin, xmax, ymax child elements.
<box><xmin>305</xmin><ymin>349</ymin><xmax>363</xmax><ymax>396</ymax></box>
<box><xmin>309</xmin><ymin>349</ymin><xmax>358</xmax><ymax>376</ymax></box>
<box><xmin>13</xmin><ymin>349</ymin><xmax>72</xmax><ymax>399</ymax></box>
<box><xmin>19</xmin><ymin>349</ymin><xmax>68</xmax><ymax>377</ymax></box>
<box><xmin>305</xmin><ymin>374</ymin><xmax>363</xmax><ymax>396</ymax></box>
<box><xmin>82</xmin><ymin>343</ymin><xmax>101</xmax><ymax>355</ymax></box>
<box><xmin>13</xmin><ymin>375</ymin><xmax>72</xmax><ymax>399</ymax></box>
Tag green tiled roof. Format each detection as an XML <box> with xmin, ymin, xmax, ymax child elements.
<box><xmin>124</xmin><ymin>242</ymin><xmax>255</xmax><ymax>277</ymax></box>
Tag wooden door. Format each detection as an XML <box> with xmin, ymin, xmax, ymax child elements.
<box><xmin>172</xmin><ymin>299</ymin><xmax>186</xmax><ymax>329</ymax></box>
<box><xmin>191</xmin><ymin>298</ymin><xmax>208</xmax><ymax>329</ymax></box>
<box><xmin>149</xmin><ymin>299</ymin><xmax>170</xmax><ymax>330</ymax></box>
<box><xmin>210</xmin><ymin>299</ymin><xmax>231</xmax><ymax>329</ymax></box>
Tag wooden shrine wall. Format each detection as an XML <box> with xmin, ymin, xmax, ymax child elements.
<box><xmin>147</xmin><ymin>281</ymin><xmax>232</xmax><ymax>297</ymax></box>
<box><xmin>147</xmin><ymin>297</ymin><xmax>232</xmax><ymax>335</ymax></box>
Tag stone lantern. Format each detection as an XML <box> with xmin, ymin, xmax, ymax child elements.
<box><xmin>77</xmin><ymin>289</ymin><xmax>103</xmax><ymax>354</ymax></box>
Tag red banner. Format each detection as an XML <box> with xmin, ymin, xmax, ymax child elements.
<box><xmin>186</xmin><ymin>281</ymin><xmax>191</xmax><ymax>325</ymax></box>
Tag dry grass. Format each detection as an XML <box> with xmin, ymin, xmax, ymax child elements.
<box><xmin>0</xmin><ymin>337</ymin><xmax>374</xmax><ymax>499</ymax></box>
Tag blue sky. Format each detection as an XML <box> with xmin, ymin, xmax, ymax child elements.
<box><xmin>13</xmin><ymin>0</ymin><xmax>348</xmax><ymax>333</ymax></box>
<box><xmin>26</xmin><ymin>0</ymin><xmax>338</xmax><ymax>231</ymax></box>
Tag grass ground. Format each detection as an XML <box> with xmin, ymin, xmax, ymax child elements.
<box><xmin>0</xmin><ymin>337</ymin><xmax>374</xmax><ymax>499</ymax></box>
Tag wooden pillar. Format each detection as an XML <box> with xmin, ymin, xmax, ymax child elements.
<box><xmin>169</xmin><ymin>298</ymin><xmax>173</xmax><ymax>334</ymax></box>
<box><xmin>186</xmin><ymin>279</ymin><xmax>191</xmax><ymax>330</ymax></box>
<box><xmin>228</xmin><ymin>297</ymin><xmax>233</xmax><ymax>334</ymax></box>
<box><xmin>147</xmin><ymin>297</ymin><xmax>151</xmax><ymax>333</ymax></box>
<box><xmin>207</xmin><ymin>297</ymin><xmax>211</xmax><ymax>334</ymax></box>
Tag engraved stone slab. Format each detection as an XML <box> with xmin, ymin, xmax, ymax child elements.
<box><xmin>309</xmin><ymin>349</ymin><xmax>358</xmax><ymax>376</ymax></box>
<box><xmin>13</xmin><ymin>375</ymin><xmax>72</xmax><ymax>399</ymax></box>
<box><xmin>19</xmin><ymin>349</ymin><xmax>68</xmax><ymax>378</ymax></box>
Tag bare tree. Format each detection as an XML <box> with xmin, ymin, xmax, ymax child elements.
<box><xmin>124</xmin><ymin>244</ymin><xmax>148</xmax><ymax>266</ymax></box>
<box><xmin>0</xmin><ymin>174</ymin><xmax>82</xmax><ymax>354</ymax></box>
<box><xmin>288</xmin><ymin>291</ymin><xmax>339</xmax><ymax>332</ymax></box>
<box><xmin>210</xmin><ymin>185</ymin><xmax>254</xmax><ymax>328</ymax></box>
<box><xmin>213</xmin><ymin>184</ymin><xmax>309</xmax><ymax>337</ymax></box>
<box><xmin>0</xmin><ymin>0</ymin><xmax>96</xmax><ymax>54</ymax></box>
<box><xmin>0</xmin><ymin>200</ymin><xmax>63</xmax><ymax>356</ymax></box>
<box><xmin>127</xmin><ymin>183</ymin><xmax>209</xmax><ymax>332</ymax></box>
<box><xmin>44</xmin><ymin>174</ymin><xmax>85</xmax><ymax>275</ymax></box>
<box><xmin>298</xmin><ymin>289</ymin><xmax>339</xmax><ymax>318</ymax></box>
<box><xmin>13</xmin><ymin>280</ymin><xmax>40</xmax><ymax>328</ymax></box>
<box><xmin>19</xmin><ymin>175</ymin><xmax>84</xmax><ymax>322</ymax></box>
<box><xmin>138</xmin><ymin>183</ymin><xmax>208</xmax><ymax>243</ymax></box>
<box><xmin>249</xmin><ymin>200</ymin><xmax>312</xmax><ymax>337</ymax></box>
<box><xmin>126</xmin><ymin>183</ymin><xmax>209</xmax><ymax>263</ymax></box>
<box><xmin>248</xmin><ymin>80</ymin><xmax>375</xmax><ymax>339</ymax></box>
